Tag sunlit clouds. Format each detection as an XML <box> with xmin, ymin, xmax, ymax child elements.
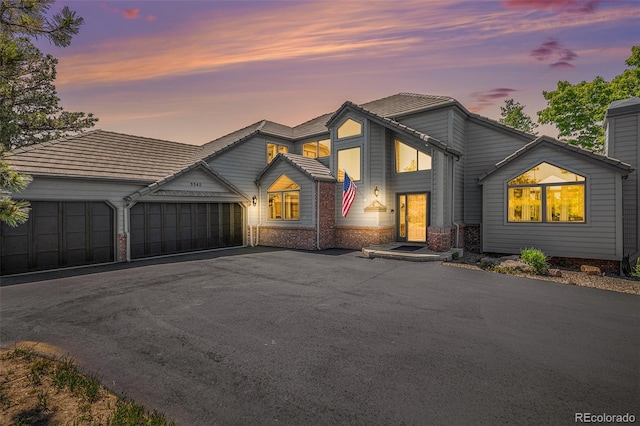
<box><xmin>99</xmin><ymin>3</ymin><xmax>156</xmax><ymax>22</ymax></box>
<box><xmin>49</xmin><ymin>0</ymin><xmax>639</xmax><ymax>144</ymax></box>
<box><xmin>530</xmin><ymin>38</ymin><xmax>578</xmax><ymax>69</ymax></box>
<box><xmin>57</xmin><ymin>1</ymin><xmax>638</xmax><ymax>88</ymax></box>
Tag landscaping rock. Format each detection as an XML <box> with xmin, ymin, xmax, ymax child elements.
<box><xmin>580</xmin><ymin>265</ymin><xmax>601</xmax><ymax>275</ymax></box>
<box><xmin>549</xmin><ymin>269</ymin><xmax>563</xmax><ymax>277</ymax></box>
<box><xmin>499</xmin><ymin>259</ymin><xmax>533</xmax><ymax>273</ymax></box>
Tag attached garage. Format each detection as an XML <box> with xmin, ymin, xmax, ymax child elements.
<box><xmin>129</xmin><ymin>202</ymin><xmax>243</xmax><ymax>259</ymax></box>
<box><xmin>1</xmin><ymin>201</ymin><xmax>115</xmax><ymax>275</ymax></box>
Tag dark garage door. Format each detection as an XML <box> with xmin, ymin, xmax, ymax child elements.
<box><xmin>1</xmin><ymin>201</ymin><xmax>115</xmax><ymax>275</ymax></box>
<box><xmin>130</xmin><ymin>202</ymin><xmax>243</xmax><ymax>259</ymax></box>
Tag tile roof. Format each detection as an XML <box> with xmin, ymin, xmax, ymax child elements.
<box><xmin>359</xmin><ymin>92</ymin><xmax>455</xmax><ymax>117</ymax></box>
<box><xmin>194</xmin><ymin>93</ymin><xmax>457</xmax><ymax>161</ymax></box>
<box><xmin>7</xmin><ymin>130</ymin><xmax>200</xmax><ymax>182</ymax></box>
<box><xmin>256</xmin><ymin>153</ymin><xmax>335</xmax><ymax>183</ymax></box>
<box><xmin>478</xmin><ymin>136</ymin><xmax>633</xmax><ymax>182</ymax></box>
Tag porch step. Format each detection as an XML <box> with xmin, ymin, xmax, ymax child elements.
<box><xmin>362</xmin><ymin>244</ymin><xmax>463</xmax><ymax>262</ymax></box>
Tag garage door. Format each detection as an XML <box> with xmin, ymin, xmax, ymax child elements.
<box><xmin>1</xmin><ymin>201</ymin><xmax>115</xmax><ymax>275</ymax></box>
<box><xmin>130</xmin><ymin>202</ymin><xmax>243</xmax><ymax>259</ymax></box>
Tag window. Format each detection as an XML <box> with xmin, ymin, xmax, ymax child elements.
<box><xmin>507</xmin><ymin>162</ymin><xmax>585</xmax><ymax>223</ymax></box>
<box><xmin>337</xmin><ymin>118</ymin><xmax>362</xmax><ymax>139</ymax></box>
<box><xmin>395</xmin><ymin>140</ymin><xmax>431</xmax><ymax>173</ymax></box>
<box><xmin>337</xmin><ymin>147</ymin><xmax>361</xmax><ymax>182</ymax></box>
<box><xmin>302</xmin><ymin>139</ymin><xmax>331</xmax><ymax>159</ymax></box>
<box><xmin>267</xmin><ymin>143</ymin><xmax>288</xmax><ymax>164</ymax></box>
<box><xmin>268</xmin><ymin>175</ymin><xmax>300</xmax><ymax>220</ymax></box>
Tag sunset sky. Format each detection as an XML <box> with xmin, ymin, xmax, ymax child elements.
<box><xmin>39</xmin><ymin>0</ymin><xmax>640</xmax><ymax>145</ymax></box>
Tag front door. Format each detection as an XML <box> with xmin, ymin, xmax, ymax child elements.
<box><xmin>397</xmin><ymin>193</ymin><xmax>428</xmax><ymax>242</ymax></box>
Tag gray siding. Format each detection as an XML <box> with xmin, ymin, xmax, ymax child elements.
<box><xmin>452</xmin><ymin>110</ymin><xmax>466</xmax><ymax>222</ymax></box>
<box><xmin>397</xmin><ymin>109</ymin><xmax>449</xmax><ymax>143</ymax></box>
<box><xmin>465</xmin><ymin>121</ymin><xmax>529</xmax><ymax>223</ymax></box>
<box><xmin>261</xmin><ymin>161</ymin><xmax>316</xmax><ymax>227</ymax></box>
<box><xmin>482</xmin><ymin>145</ymin><xmax>623</xmax><ymax>260</ymax></box>
<box><xmin>208</xmin><ymin>135</ymin><xmax>292</xmax><ymax>196</ymax></box>
<box><xmin>608</xmin><ymin>115</ymin><xmax>639</xmax><ymax>255</ymax></box>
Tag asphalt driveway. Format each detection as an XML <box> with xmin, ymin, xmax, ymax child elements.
<box><xmin>1</xmin><ymin>248</ymin><xmax>638</xmax><ymax>425</ymax></box>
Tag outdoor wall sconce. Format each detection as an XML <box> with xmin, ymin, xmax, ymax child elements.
<box><xmin>252</xmin><ymin>195</ymin><xmax>257</xmax><ymax>206</ymax></box>
<box><xmin>374</xmin><ymin>186</ymin><xmax>380</xmax><ymax>198</ymax></box>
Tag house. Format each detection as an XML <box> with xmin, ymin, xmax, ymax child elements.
<box><xmin>2</xmin><ymin>93</ymin><xmax>638</xmax><ymax>275</ymax></box>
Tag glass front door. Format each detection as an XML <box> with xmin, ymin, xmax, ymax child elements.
<box><xmin>397</xmin><ymin>193</ymin><xmax>428</xmax><ymax>242</ymax></box>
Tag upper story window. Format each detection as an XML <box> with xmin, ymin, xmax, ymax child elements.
<box><xmin>337</xmin><ymin>118</ymin><xmax>362</xmax><ymax>139</ymax></box>
<box><xmin>267</xmin><ymin>142</ymin><xmax>288</xmax><ymax>164</ymax></box>
<box><xmin>507</xmin><ymin>162</ymin><xmax>585</xmax><ymax>223</ymax></box>
<box><xmin>395</xmin><ymin>140</ymin><xmax>431</xmax><ymax>173</ymax></box>
<box><xmin>302</xmin><ymin>139</ymin><xmax>331</xmax><ymax>159</ymax></box>
<box><xmin>337</xmin><ymin>147</ymin><xmax>361</xmax><ymax>182</ymax></box>
<box><xmin>268</xmin><ymin>175</ymin><xmax>300</xmax><ymax>220</ymax></box>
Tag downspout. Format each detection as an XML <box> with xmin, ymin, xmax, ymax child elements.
<box><xmin>451</xmin><ymin>156</ymin><xmax>460</xmax><ymax>249</ymax></box>
<box><xmin>316</xmin><ymin>180</ymin><xmax>321</xmax><ymax>250</ymax></box>
<box><xmin>124</xmin><ymin>199</ymin><xmax>135</xmax><ymax>262</ymax></box>
<box><xmin>256</xmin><ymin>183</ymin><xmax>262</xmax><ymax>246</ymax></box>
<box><xmin>249</xmin><ymin>204</ymin><xmax>254</xmax><ymax>247</ymax></box>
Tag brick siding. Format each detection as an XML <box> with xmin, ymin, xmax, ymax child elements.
<box><xmin>117</xmin><ymin>233</ymin><xmax>127</xmax><ymax>262</ymax></box>
<box><xmin>334</xmin><ymin>226</ymin><xmax>395</xmax><ymax>249</ymax></box>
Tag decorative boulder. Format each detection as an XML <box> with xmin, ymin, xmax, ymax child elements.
<box><xmin>580</xmin><ymin>265</ymin><xmax>601</xmax><ymax>275</ymax></box>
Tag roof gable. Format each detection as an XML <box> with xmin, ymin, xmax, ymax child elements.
<box><xmin>478</xmin><ymin>136</ymin><xmax>633</xmax><ymax>183</ymax></box>
<box><xmin>256</xmin><ymin>153</ymin><xmax>334</xmax><ymax>183</ymax></box>
<box><xmin>327</xmin><ymin>101</ymin><xmax>462</xmax><ymax>158</ymax></box>
<box><xmin>126</xmin><ymin>161</ymin><xmax>249</xmax><ymax>202</ymax></box>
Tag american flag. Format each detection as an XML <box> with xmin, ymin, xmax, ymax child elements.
<box><xmin>342</xmin><ymin>171</ymin><xmax>357</xmax><ymax>217</ymax></box>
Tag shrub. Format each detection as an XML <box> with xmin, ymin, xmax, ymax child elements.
<box><xmin>632</xmin><ymin>258</ymin><xmax>640</xmax><ymax>278</ymax></box>
<box><xmin>520</xmin><ymin>247</ymin><xmax>549</xmax><ymax>275</ymax></box>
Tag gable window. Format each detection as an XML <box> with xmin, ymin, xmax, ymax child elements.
<box><xmin>395</xmin><ymin>140</ymin><xmax>431</xmax><ymax>173</ymax></box>
<box><xmin>267</xmin><ymin>143</ymin><xmax>288</xmax><ymax>164</ymax></box>
<box><xmin>268</xmin><ymin>175</ymin><xmax>300</xmax><ymax>220</ymax></box>
<box><xmin>337</xmin><ymin>118</ymin><xmax>362</xmax><ymax>139</ymax></box>
<box><xmin>507</xmin><ymin>162</ymin><xmax>585</xmax><ymax>223</ymax></box>
<box><xmin>337</xmin><ymin>147</ymin><xmax>361</xmax><ymax>182</ymax></box>
<box><xmin>302</xmin><ymin>139</ymin><xmax>331</xmax><ymax>158</ymax></box>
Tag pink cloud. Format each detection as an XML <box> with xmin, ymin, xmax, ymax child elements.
<box><xmin>530</xmin><ymin>38</ymin><xmax>577</xmax><ymax>69</ymax></box>
<box><xmin>101</xmin><ymin>3</ymin><xmax>154</xmax><ymax>21</ymax></box>
<box><xmin>469</xmin><ymin>88</ymin><xmax>518</xmax><ymax>111</ymax></box>
<box><xmin>502</xmin><ymin>0</ymin><xmax>603</xmax><ymax>13</ymax></box>
<box><xmin>550</xmin><ymin>61</ymin><xmax>575</xmax><ymax>69</ymax></box>
<box><xmin>122</xmin><ymin>8</ymin><xmax>139</xmax><ymax>19</ymax></box>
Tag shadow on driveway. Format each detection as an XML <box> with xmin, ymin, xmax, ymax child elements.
<box><xmin>0</xmin><ymin>246</ymin><xmax>293</xmax><ymax>286</ymax></box>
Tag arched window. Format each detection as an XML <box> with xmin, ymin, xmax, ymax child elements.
<box><xmin>507</xmin><ymin>162</ymin><xmax>585</xmax><ymax>223</ymax></box>
<box><xmin>337</xmin><ymin>118</ymin><xmax>362</xmax><ymax>139</ymax></box>
<box><xmin>268</xmin><ymin>175</ymin><xmax>300</xmax><ymax>220</ymax></box>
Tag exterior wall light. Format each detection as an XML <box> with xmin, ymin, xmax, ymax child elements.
<box><xmin>252</xmin><ymin>195</ymin><xmax>257</xmax><ymax>206</ymax></box>
<box><xmin>374</xmin><ymin>186</ymin><xmax>380</xmax><ymax>198</ymax></box>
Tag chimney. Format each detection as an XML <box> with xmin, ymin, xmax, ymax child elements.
<box><xmin>605</xmin><ymin>97</ymin><xmax>640</xmax><ymax>262</ymax></box>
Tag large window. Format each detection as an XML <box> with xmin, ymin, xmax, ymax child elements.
<box><xmin>337</xmin><ymin>147</ymin><xmax>361</xmax><ymax>182</ymax></box>
<box><xmin>302</xmin><ymin>139</ymin><xmax>331</xmax><ymax>158</ymax></box>
<box><xmin>267</xmin><ymin>143</ymin><xmax>288</xmax><ymax>164</ymax></box>
<box><xmin>268</xmin><ymin>175</ymin><xmax>300</xmax><ymax>220</ymax></box>
<box><xmin>337</xmin><ymin>118</ymin><xmax>362</xmax><ymax>139</ymax></box>
<box><xmin>395</xmin><ymin>140</ymin><xmax>431</xmax><ymax>173</ymax></box>
<box><xmin>507</xmin><ymin>162</ymin><xmax>585</xmax><ymax>223</ymax></box>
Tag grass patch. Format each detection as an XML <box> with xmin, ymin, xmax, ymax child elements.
<box><xmin>0</xmin><ymin>345</ymin><xmax>175</xmax><ymax>425</ymax></box>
